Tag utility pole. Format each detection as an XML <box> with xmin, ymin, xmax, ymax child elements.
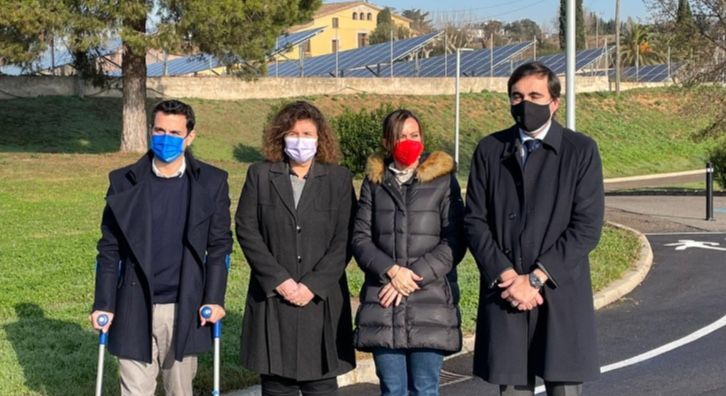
<box><xmin>390</xmin><ymin>28</ymin><xmax>394</xmax><ymax>78</ymax></box>
<box><xmin>615</xmin><ymin>0</ymin><xmax>621</xmax><ymax>95</ymax></box>
<box><xmin>566</xmin><ymin>0</ymin><xmax>576</xmax><ymax>130</ymax></box>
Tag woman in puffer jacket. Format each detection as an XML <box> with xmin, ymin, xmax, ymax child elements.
<box><xmin>352</xmin><ymin>109</ymin><xmax>466</xmax><ymax>396</ymax></box>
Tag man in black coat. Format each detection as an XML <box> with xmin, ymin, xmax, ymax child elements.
<box><xmin>465</xmin><ymin>62</ymin><xmax>604</xmax><ymax>396</ymax></box>
<box><xmin>90</xmin><ymin>100</ymin><xmax>232</xmax><ymax>395</ymax></box>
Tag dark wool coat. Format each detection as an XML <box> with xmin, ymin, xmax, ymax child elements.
<box><xmin>352</xmin><ymin>151</ymin><xmax>465</xmax><ymax>353</ymax></box>
<box><xmin>464</xmin><ymin>121</ymin><xmax>604</xmax><ymax>385</ymax></box>
<box><xmin>93</xmin><ymin>151</ymin><xmax>233</xmax><ymax>363</ymax></box>
<box><xmin>236</xmin><ymin>161</ymin><xmax>356</xmax><ymax>381</ymax></box>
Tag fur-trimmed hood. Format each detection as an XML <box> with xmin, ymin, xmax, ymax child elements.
<box><xmin>365</xmin><ymin>151</ymin><xmax>456</xmax><ymax>184</ymax></box>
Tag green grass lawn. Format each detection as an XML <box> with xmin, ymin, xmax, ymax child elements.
<box><xmin>1</xmin><ymin>86</ymin><xmax>715</xmax><ymax>394</ymax></box>
<box><xmin>0</xmin><ymin>151</ymin><xmax>639</xmax><ymax>395</ymax></box>
<box><xmin>1</xmin><ymin>87</ymin><xmax>722</xmax><ymax>177</ymax></box>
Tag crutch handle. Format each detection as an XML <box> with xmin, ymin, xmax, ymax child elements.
<box><xmin>201</xmin><ymin>306</ymin><xmax>222</xmax><ymax>338</ymax></box>
<box><xmin>97</xmin><ymin>314</ymin><xmax>109</xmax><ymax>345</ymax></box>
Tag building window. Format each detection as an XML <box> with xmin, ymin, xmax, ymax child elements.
<box><xmin>303</xmin><ymin>40</ymin><xmax>311</xmax><ymax>55</ymax></box>
<box><xmin>352</xmin><ymin>12</ymin><xmax>357</xmax><ymax>20</ymax></box>
<box><xmin>359</xmin><ymin>12</ymin><xmax>365</xmax><ymax>20</ymax></box>
<box><xmin>332</xmin><ymin>17</ymin><xmax>339</xmax><ymax>28</ymax></box>
<box><xmin>358</xmin><ymin>33</ymin><xmax>368</xmax><ymax>48</ymax></box>
<box><xmin>367</xmin><ymin>13</ymin><xmax>372</xmax><ymax>21</ymax></box>
<box><xmin>332</xmin><ymin>39</ymin><xmax>338</xmax><ymax>53</ymax></box>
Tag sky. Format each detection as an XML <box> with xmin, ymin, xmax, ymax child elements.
<box><xmin>325</xmin><ymin>0</ymin><xmax>652</xmax><ymax>32</ymax></box>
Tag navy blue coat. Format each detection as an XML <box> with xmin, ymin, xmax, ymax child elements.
<box><xmin>465</xmin><ymin>121</ymin><xmax>604</xmax><ymax>384</ymax></box>
<box><xmin>93</xmin><ymin>151</ymin><xmax>232</xmax><ymax>363</ymax></box>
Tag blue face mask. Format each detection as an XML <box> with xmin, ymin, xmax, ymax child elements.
<box><xmin>151</xmin><ymin>134</ymin><xmax>185</xmax><ymax>163</ymax></box>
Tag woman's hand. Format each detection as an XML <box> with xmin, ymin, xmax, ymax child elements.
<box><xmin>378</xmin><ymin>283</ymin><xmax>403</xmax><ymax>308</ymax></box>
<box><xmin>389</xmin><ymin>267</ymin><xmax>422</xmax><ymax>296</ymax></box>
<box><xmin>288</xmin><ymin>283</ymin><xmax>315</xmax><ymax>307</ymax></box>
<box><xmin>275</xmin><ymin>278</ymin><xmax>298</xmax><ymax>300</ymax></box>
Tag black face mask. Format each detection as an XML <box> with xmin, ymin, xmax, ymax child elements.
<box><xmin>511</xmin><ymin>100</ymin><xmax>551</xmax><ymax>133</ymax></box>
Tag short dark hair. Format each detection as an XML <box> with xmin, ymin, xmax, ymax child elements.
<box><xmin>382</xmin><ymin>109</ymin><xmax>424</xmax><ymax>155</ymax></box>
<box><xmin>152</xmin><ymin>100</ymin><xmax>196</xmax><ymax>132</ymax></box>
<box><xmin>507</xmin><ymin>61</ymin><xmax>561</xmax><ymax>99</ymax></box>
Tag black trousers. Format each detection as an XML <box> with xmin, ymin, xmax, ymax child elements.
<box><xmin>260</xmin><ymin>375</ymin><xmax>338</xmax><ymax>396</ymax></box>
<box><xmin>500</xmin><ymin>307</ymin><xmax>583</xmax><ymax>396</ymax></box>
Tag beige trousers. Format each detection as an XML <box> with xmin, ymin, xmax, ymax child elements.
<box><xmin>118</xmin><ymin>303</ymin><xmax>198</xmax><ymax>396</ymax></box>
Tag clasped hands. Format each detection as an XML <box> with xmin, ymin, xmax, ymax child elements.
<box><xmin>378</xmin><ymin>264</ymin><xmax>423</xmax><ymax>308</ymax></box>
<box><xmin>498</xmin><ymin>268</ymin><xmax>545</xmax><ymax>311</ymax></box>
<box><xmin>276</xmin><ymin>278</ymin><xmax>315</xmax><ymax>307</ymax></box>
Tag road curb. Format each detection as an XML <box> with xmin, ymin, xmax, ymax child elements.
<box><xmin>225</xmin><ymin>221</ymin><xmax>654</xmax><ymax>394</ymax></box>
<box><xmin>593</xmin><ymin>221</ymin><xmax>654</xmax><ymax>310</ymax></box>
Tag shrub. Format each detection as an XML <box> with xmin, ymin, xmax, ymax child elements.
<box><xmin>333</xmin><ymin>103</ymin><xmax>396</xmax><ymax>175</ymax></box>
<box><xmin>708</xmin><ymin>140</ymin><xmax>726</xmax><ymax>189</ymax></box>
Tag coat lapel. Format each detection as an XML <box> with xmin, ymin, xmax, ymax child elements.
<box><xmin>185</xmin><ymin>154</ymin><xmax>214</xmax><ymax>264</ymax></box>
<box><xmin>295</xmin><ymin>162</ymin><xmax>329</xmax><ymax>215</ymax></box>
<box><xmin>106</xmin><ymin>154</ymin><xmax>154</xmax><ymax>282</ymax></box>
<box><xmin>269</xmin><ymin>162</ymin><xmax>298</xmax><ymax>221</ymax></box>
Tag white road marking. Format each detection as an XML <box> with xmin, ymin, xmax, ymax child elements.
<box><xmin>645</xmin><ymin>232</ymin><xmax>726</xmax><ymax>236</ymax></box>
<box><xmin>534</xmin><ymin>314</ymin><xmax>726</xmax><ymax>395</ymax></box>
<box><xmin>664</xmin><ymin>240</ymin><xmax>726</xmax><ymax>251</ymax></box>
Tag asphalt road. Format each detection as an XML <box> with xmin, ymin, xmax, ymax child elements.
<box><xmin>341</xmin><ymin>232</ymin><xmax>726</xmax><ymax>396</ymax></box>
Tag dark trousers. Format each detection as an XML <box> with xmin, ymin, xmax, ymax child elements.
<box><xmin>260</xmin><ymin>375</ymin><xmax>338</xmax><ymax>396</ymax></box>
<box><xmin>499</xmin><ymin>307</ymin><xmax>584</xmax><ymax>396</ymax></box>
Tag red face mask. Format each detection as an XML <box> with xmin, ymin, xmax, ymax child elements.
<box><xmin>392</xmin><ymin>139</ymin><xmax>424</xmax><ymax>167</ymax></box>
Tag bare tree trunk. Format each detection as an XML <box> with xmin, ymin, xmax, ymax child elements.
<box><xmin>120</xmin><ymin>15</ymin><xmax>148</xmax><ymax>153</ymax></box>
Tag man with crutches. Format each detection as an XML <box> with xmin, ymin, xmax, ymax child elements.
<box><xmin>89</xmin><ymin>99</ymin><xmax>233</xmax><ymax>395</ymax></box>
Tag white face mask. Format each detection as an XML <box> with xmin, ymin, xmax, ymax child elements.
<box><xmin>284</xmin><ymin>136</ymin><xmax>318</xmax><ymax>164</ymax></box>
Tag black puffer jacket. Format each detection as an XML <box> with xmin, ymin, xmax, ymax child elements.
<box><xmin>352</xmin><ymin>151</ymin><xmax>465</xmax><ymax>353</ymax></box>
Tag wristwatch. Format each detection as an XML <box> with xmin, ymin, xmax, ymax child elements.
<box><xmin>529</xmin><ymin>272</ymin><xmax>544</xmax><ymax>289</ymax></box>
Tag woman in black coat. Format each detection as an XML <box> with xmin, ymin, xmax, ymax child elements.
<box><xmin>236</xmin><ymin>101</ymin><xmax>355</xmax><ymax>396</ymax></box>
<box><xmin>352</xmin><ymin>109</ymin><xmax>465</xmax><ymax>396</ymax></box>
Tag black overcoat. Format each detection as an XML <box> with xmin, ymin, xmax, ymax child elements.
<box><xmin>352</xmin><ymin>151</ymin><xmax>465</xmax><ymax>353</ymax></box>
<box><xmin>236</xmin><ymin>161</ymin><xmax>356</xmax><ymax>381</ymax></box>
<box><xmin>464</xmin><ymin>121</ymin><xmax>604</xmax><ymax>384</ymax></box>
<box><xmin>93</xmin><ymin>151</ymin><xmax>233</xmax><ymax>363</ymax></box>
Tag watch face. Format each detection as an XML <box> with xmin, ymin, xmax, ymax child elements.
<box><xmin>529</xmin><ymin>273</ymin><xmax>543</xmax><ymax>288</ymax></box>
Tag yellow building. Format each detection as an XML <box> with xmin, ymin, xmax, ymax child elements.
<box><xmin>279</xmin><ymin>1</ymin><xmax>413</xmax><ymax>60</ymax></box>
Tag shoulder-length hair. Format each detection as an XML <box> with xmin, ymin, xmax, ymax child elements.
<box><xmin>381</xmin><ymin>109</ymin><xmax>424</xmax><ymax>155</ymax></box>
<box><xmin>262</xmin><ymin>101</ymin><xmax>341</xmax><ymax>164</ymax></box>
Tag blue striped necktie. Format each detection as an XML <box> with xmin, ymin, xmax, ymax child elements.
<box><xmin>522</xmin><ymin>139</ymin><xmax>541</xmax><ymax>164</ymax></box>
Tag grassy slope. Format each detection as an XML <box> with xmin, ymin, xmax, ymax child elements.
<box><xmin>0</xmin><ymin>87</ymin><xmax>716</xmax><ymax>394</ymax></box>
<box><xmin>1</xmin><ymin>87</ymin><xmax>721</xmax><ymax>176</ymax></box>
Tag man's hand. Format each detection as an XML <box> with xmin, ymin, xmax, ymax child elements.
<box><xmin>275</xmin><ymin>278</ymin><xmax>299</xmax><ymax>300</ymax></box>
<box><xmin>499</xmin><ymin>274</ymin><xmax>543</xmax><ymax>311</ymax></box>
<box><xmin>389</xmin><ymin>267</ymin><xmax>422</xmax><ymax>296</ymax></box>
<box><xmin>378</xmin><ymin>283</ymin><xmax>403</xmax><ymax>308</ymax></box>
<box><xmin>199</xmin><ymin>304</ymin><xmax>226</xmax><ymax>326</ymax></box>
<box><xmin>89</xmin><ymin>310</ymin><xmax>114</xmax><ymax>333</ymax></box>
<box><xmin>288</xmin><ymin>283</ymin><xmax>315</xmax><ymax>307</ymax></box>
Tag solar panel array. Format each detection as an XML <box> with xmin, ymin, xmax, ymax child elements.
<box><xmin>0</xmin><ymin>38</ymin><xmax>120</xmax><ymax>76</ymax></box>
<box><xmin>494</xmin><ymin>47</ymin><xmax>613</xmax><ymax>77</ymax></box>
<box><xmin>272</xmin><ymin>27</ymin><xmax>325</xmax><ymax>56</ymax></box>
<box><xmin>271</xmin><ymin>31</ymin><xmax>442</xmax><ymax>77</ymax></box>
<box><xmin>609</xmin><ymin>62</ymin><xmax>683</xmax><ymax>82</ymax></box>
<box><xmin>345</xmin><ymin>41</ymin><xmax>534</xmax><ymax>78</ymax></box>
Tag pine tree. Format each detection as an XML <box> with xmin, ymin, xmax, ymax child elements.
<box><xmin>0</xmin><ymin>0</ymin><xmax>320</xmax><ymax>152</ymax></box>
<box><xmin>559</xmin><ymin>0</ymin><xmax>586</xmax><ymax>50</ymax></box>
